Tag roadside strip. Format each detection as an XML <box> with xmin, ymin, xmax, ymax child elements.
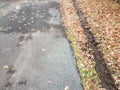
<box><xmin>59</xmin><ymin>0</ymin><xmax>118</xmax><ymax>90</ymax></box>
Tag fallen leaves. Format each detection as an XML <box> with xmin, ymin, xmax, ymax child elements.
<box><xmin>76</xmin><ymin>0</ymin><xmax>120</xmax><ymax>89</ymax></box>
<box><xmin>42</xmin><ymin>48</ymin><xmax>45</xmax><ymax>52</ymax></box>
<box><xmin>60</xmin><ymin>0</ymin><xmax>101</xmax><ymax>90</ymax></box>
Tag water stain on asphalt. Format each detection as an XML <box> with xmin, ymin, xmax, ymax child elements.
<box><xmin>0</xmin><ymin>2</ymin><xmax>61</xmax><ymax>34</ymax></box>
<box><xmin>5</xmin><ymin>81</ymin><xmax>13</xmax><ymax>87</ymax></box>
<box><xmin>0</xmin><ymin>0</ymin><xmax>83</xmax><ymax>90</ymax></box>
<box><xmin>17</xmin><ymin>80</ymin><xmax>27</xmax><ymax>85</ymax></box>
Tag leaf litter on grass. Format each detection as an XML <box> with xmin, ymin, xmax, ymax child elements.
<box><xmin>76</xmin><ymin>0</ymin><xmax>120</xmax><ymax>89</ymax></box>
<box><xmin>60</xmin><ymin>0</ymin><xmax>102</xmax><ymax>90</ymax></box>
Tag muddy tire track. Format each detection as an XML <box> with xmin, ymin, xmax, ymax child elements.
<box><xmin>72</xmin><ymin>0</ymin><xmax>118</xmax><ymax>90</ymax></box>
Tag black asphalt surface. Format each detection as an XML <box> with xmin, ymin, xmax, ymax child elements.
<box><xmin>0</xmin><ymin>0</ymin><xmax>83</xmax><ymax>90</ymax></box>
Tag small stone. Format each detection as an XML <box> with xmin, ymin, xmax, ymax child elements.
<box><xmin>36</xmin><ymin>14</ymin><xmax>39</xmax><ymax>17</ymax></box>
<box><xmin>3</xmin><ymin>65</ymin><xmax>10</xmax><ymax>69</ymax></box>
<box><xmin>19</xmin><ymin>27</ymin><xmax>22</xmax><ymax>30</ymax></box>
<box><xmin>10</xmin><ymin>33</ymin><xmax>13</xmax><ymax>35</ymax></box>
<box><xmin>31</xmin><ymin>20</ymin><xmax>34</xmax><ymax>23</ymax></box>
<box><xmin>47</xmin><ymin>80</ymin><xmax>53</xmax><ymax>84</ymax></box>
<box><xmin>31</xmin><ymin>29</ymin><xmax>35</xmax><ymax>31</ymax></box>
<box><xmin>64</xmin><ymin>86</ymin><xmax>69</xmax><ymax>90</ymax></box>
<box><xmin>27</xmin><ymin>23</ymin><xmax>31</xmax><ymax>25</ymax></box>
<box><xmin>42</xmin><ymin>49</ymin><xmax>45</xmax><ymax>52</ymax></box>
<box><xmin>24</xmin><ymin>24</ymin><xmax>27</xmax><ymax>26</ymax></box>
<box><xmin>8</xmin><ymin>27</ymin><xmax>12</xmax><ymax>29</ymax></box>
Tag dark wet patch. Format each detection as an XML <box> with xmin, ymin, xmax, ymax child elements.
<box><xmin>16</xmin><ymin>34</ymin><xmax>33</xmax><ymax>46</ymax></box>
<box><xmin>4</xmin><ymin>65</ymin><xmax>15</xmax><ymax>88</ymax></box>
<box><xmin>18</xmin><ymin>36</ymin><xmax>25</xmax><ymax>42</ymax></box>
<box><xmin>49</xmin><ymin>1</ymin><xmax>60</xmax><ymax>9</ymax></box>
<box><xmin>16</xmin><ymin>35</ymin><xmax>25</xmax><ymax>46</ymax></box>
<box><xmin>17</xmin><ymin>80</ymin><xmax>27</xmax><ymax>85</ymax></box>
<box><xmin>5</xmin><ymin>65</ymin><xmax>16</xmax><ymax>75</ymax></box>
<box><xmin>52</xmin><ymin>24</ymin><xmax>64</xmax><ymax>30</ymax></box>
<box><xmin>26</xmin><ymin>34</ymin><xmax>32</xmax><ymax>40</ymax></box>
<box><xmin>0</xmin><ymin>1</ymin><xmax>61</xmax><ymax>34</ymax></box>
<box><xmin>6</xmin><ymin>69</ymin><xmax>16</xmax><ymax>75</ymax></box>
<box><xmin>5</xmin><ymin>81</ymin><xmax>13</xmax><ymax>87</ymax></box>
<box><xmin>42</xmin><ymin>22</ymin><xmax>51</xmax><ymax>31</ymax></box>
<box><xmin>53</xmin><ymin>24</ymin><xmax>67</xmax><ymax>38</ymax></box>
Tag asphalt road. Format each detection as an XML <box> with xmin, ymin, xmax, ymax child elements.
<box><xmin>0</xmin><ymin>0</ymin><xmax>83</xmax><ymax>90</ymax></box>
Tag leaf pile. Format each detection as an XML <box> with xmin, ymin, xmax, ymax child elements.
<box><xmin>60</xmin><ymin>0</ymin><xmax>102</xmax><ymax>90</ymax></box>
<box><xmin>76</xmin><ymin>0</ymin><xmax>120</xmax><ymax>89</ymax></box>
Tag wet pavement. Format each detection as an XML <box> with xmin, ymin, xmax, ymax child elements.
<box><xmin>0</xmin><ymin>0</ymin><xmax>83</xmax><ymax>90</ymax></box>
